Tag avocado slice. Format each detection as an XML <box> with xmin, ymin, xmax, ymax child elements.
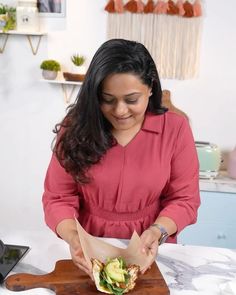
<box><xmin>102</xmin><ymin>270</ymin><xmax>113</xmax><ymax>284</ymax></box>
<box><xmin>104</xmin><ymin>258</ymin><xmax>127</xmax><ymax>283</ymax></box>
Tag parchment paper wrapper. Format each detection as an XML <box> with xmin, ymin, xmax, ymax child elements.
<box><xmin>75</xmin><ymin>219</ymin><xmax>153</xmax><ymax>271</ymax></box>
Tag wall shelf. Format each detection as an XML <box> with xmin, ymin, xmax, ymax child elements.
<box><xmin>40</xmin><ymin>79</ymin><xmax>82</xmax><ymax>104</ymax></box>
<box><xmin>0</xmin><ymin>30</ymin><xmax>47</xmax><ymax>55</ymax></box>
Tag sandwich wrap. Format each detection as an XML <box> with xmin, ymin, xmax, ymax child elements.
<box><xmin>75</xmin><ymin>219</ymin><xmax>153</xmax><ymax>293</ymax></box>
<box><xmin>91</xmin><ymin>257</ymin><xmax>140</xmax><ymax>294</ymax></box>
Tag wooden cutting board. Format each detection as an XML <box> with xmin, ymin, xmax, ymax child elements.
<box><xmin>5</xmin><ymin>259</ymin><xmax>170</xmax><ymax>295</ymax></box>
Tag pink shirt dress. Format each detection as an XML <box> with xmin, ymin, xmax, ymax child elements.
<box><xmin>42</xmin><ymin>111</ymin><xmax>200</xmax><ymax>242</ymax></box>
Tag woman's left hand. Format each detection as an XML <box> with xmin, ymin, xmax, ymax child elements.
<box><xmin>139</xmin><ymin>227</ymin><xmax>160</xmax><ymax>274</ymax></box>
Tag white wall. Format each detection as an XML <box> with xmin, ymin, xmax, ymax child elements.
<box><xmin>162</xmin><ymin>0</ymin><xmax>236</xmax><ymax>152</ymax></box>
<box><xmin>0</xmin><ymin>0</ymin><xmax>235</xmax><ymax>231</ymax></box>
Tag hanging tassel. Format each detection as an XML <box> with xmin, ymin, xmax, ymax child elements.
<box><xmin>144</xmin><ymin>0</ymin><xmax>154</xmax><ymax>13</ymax></box>
<box><xmin>176</xmin><ymin>0</ymin><xmax>185</xmax><ymax>16</ymax></box>
<box><xmin>183</xmin><ymin>1</ymin><xmax>194</xmax><ymax>17</ymax></box>
<box><xmin>124</xmin><ymin>0</ymin><xmax>138</xmax><ymax>13</ymax></box>
<box><xmin>153</xmin><ymin>1</ymin><xmax>164</xmax><ymax>14</ymax></box>
<box><xmin>162</xmin><ymin>1</ymin><xmax>169</xmax><ymax>14</ymax></box>
<box><xmin>167</xmin><ymin>0</ymin><xmax>179</xmax><ymax>15</ymax></box>
<box><xmin>136</xmin><ymin>0</ymin><xmax>145</xmax><ymax>12</ymax></box>
<box><xmin>114</xmin><ymin>0</ymin><xmax>124</xmax><ymax>13</ymax></box>
<box><xmin>153</xmin><ymin>0</ymin><xmax>167</xmax><ymax>14</ymax></box>
<box><xmin>105</xmin><ymin>0</ymin><xmax>116</xmax><ymax>13</ymax></box>
<box><xmin>124</xmin><ymin>0</ymin><xmax>144</xmax><ymax>13</ymax></box>
<box><xmin>193</xmin><ymin>0</ymin><xmax>202</xmax><ymax>17</ymax></box>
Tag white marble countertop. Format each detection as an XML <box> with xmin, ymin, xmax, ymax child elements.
<box><xmin>199</xmin><ymin>171</ymin><xmax>236</xmax><ymax>194</ymax></box>
<box><xmin>1</xmin><ymin>229</ymin><xmax>236</xmax><ymax>295</ymax></box>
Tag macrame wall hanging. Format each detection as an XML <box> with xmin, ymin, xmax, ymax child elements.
<box><xmin>105</xmin><ymin>0</ymin><xmax>203</xmax><ymax>79</ymax></box>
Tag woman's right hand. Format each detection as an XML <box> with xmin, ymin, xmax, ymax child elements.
<box><xmin>69</xmin><ymin>233</ymin><xmax>93</xmax><ymax>279</ymax></box>
<box><xmin>56</xmin><ymin>219</ymin><xmax>93</xmax><ymax>279</ymax></box>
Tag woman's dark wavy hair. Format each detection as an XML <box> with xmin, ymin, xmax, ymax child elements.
<box><xmin>53</xmin><ymin>39</ymin><xmax>167</xmax><ymax>183</ymax></box>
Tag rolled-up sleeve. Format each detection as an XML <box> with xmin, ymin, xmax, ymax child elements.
<box><xmin>42</xmin><ymin>154</ymin><xmax>80</xmax><ymax>233</ymax></box>
<box><xmin>159</xmin><ymin>118</ymin><xmax>200</xmax><ymax>234</ymax></box>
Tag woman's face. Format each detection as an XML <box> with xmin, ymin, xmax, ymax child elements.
<box><xmin>100</xmin><ymin>73</ymin><xmax>151</xmax><ymax>132</ymax></box>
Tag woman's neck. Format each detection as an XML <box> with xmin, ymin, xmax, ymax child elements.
<box><xmin>112</xmin><ymin>120</ymin><xmax>144</xmax><ymax>147</ymax></box>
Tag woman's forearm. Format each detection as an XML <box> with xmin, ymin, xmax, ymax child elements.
<box><xmin>56</xmin><ymin>219</ymin><xmax>78</xmax><ymax>245</ymax></box>
<box><xmin>152</xmin><ymin>216</ymin><xmax>177</xmax><ymax>238</ymax></box>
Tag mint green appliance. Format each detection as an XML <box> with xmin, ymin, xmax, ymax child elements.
<box><xmin>195</xmin><ymin>141</ymin><xmax>221</xmax><ymax>179</ymax></box>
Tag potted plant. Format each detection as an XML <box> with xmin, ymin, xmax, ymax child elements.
<box><xmin>71</xmin><ymin>54</ymin><xmax>86</xmax><ymax>74</ymax></box>
<box><xmin>0</xmin><ymin>4</ymin><xmax>7</xmax><ymax>30</ymax></box>
<box><xmin>40</xmin><ymin>59</ymin><xmax>61</xmax><ymax>80</ymax></box>
<box><xmin>0</xmin><ymin>4</ymin><xmax>16</xmax><ymax>32</ymax></box>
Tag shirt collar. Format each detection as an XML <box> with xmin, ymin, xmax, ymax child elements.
<box><xmin>141</xmin><ymin>112</ymin><xmax>163</xmax><ymax>134</ymax></box>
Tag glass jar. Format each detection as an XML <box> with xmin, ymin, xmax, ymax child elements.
<box><xmin>16</xmin><ymin>0</ymin><xmax>39</xmax><ymax>32</ymax></box>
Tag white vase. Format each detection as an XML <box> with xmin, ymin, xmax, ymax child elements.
<box><xmin>227</xmin><ymin>146</ymin><xmax>236</xmax><ymax>179</ymax></box>
<box><xmin>42</xmin><ymin>70</ymin><xmax>58</xmax><ymax>80</ymax></box>
<box><xmin>71</xmin><ymin>65</ymin><xmax>86</xmax><ymax>75</ymax></box>
<box><xmin>17</xmin><ymin>0</ymin><xmax>40</xmax><ymax>32</ymax></box>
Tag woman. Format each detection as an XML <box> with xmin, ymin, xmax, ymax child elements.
<box><xmin>42</xmin><ymin>39</ymin><xmax>200</xmax><ymax>277</ymax></box>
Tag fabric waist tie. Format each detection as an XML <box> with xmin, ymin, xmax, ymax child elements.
<box><xmin>83</xmin><ymin>202</ymin><xmax>159</xmax><ymax>222</ymax></box>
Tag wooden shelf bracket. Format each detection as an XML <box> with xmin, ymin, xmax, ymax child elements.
<box><xmin>40</xmin><ymin>79</ymin><xmax>82</xmax><ymax>104</ymax></box>
<box><xmin>0</xmin><ymin>31</ymin><xmax>46</xmax><ymax>55</ymax></box>
<box><xmin>26</xmin><ymin>35</ymin><xmax>43</xmax><ymax>55</ymax></box>
<box><xmin>0</xmin><ymin>33</ymin><xmax>9</xmax><ymax>53</ymax></box>
<box><xmin>61</xmin><ymin>83</ymin><xmax>78</xmax><ymax>104</ymax></box>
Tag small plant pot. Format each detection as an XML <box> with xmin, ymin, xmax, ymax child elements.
<box><xmin>42</xmin><ymin>70</ymin><xmax>58</xmax><ymax>80</ymax></box>
<box><xmin>71</xmin><ymin>65</ymin><xmax>86</xmax><ymax>75</ymax></box>
<box><xmin>63</xmin><ymin>72</ymin><xmax>85</xmax><ymax>82</ymax></box>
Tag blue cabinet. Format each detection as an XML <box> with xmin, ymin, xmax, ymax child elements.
<box><xmin>178</xmin><ymin>191</ymin><xmax>236</xmax><ymax>249</ymax></box>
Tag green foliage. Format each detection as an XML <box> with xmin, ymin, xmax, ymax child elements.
<box><xmin>71</xmin><ymin>54</ymin><xmax>85</xmax><ymax>67</ymax></box>
<box><xmin>0</xmin><ymin>3</ymin><xmax>7</xmax><ymax>14</ymax></box>
<box><xmin>40</xmin><ymin>60</ymin><xmax>61</xmax><ymax>72</ymax></box>
<box><xmin>0</xmin><ymin>3</ymin><xmax>16</xmax><ymax>32</ymax></box>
